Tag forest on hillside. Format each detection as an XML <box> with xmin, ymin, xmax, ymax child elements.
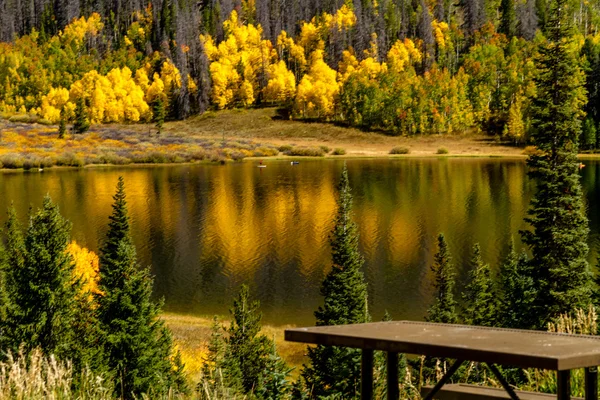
<box><xmin>0</xmin><ymin>0</ymin><xmax>599</xmax><ymax>142</ymax></box>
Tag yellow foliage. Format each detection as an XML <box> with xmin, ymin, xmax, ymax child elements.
<box><xmin>337</xmin><ymin>50</ymin><xmax>359</xmax><ymax>82</ymax></box>
<box><xmin>432</xmin><ymin>20</ymin><xmax>449</xmax><ymax>49</ymax></box>
<box><xmin>67</xmin><ymin>67</ymin><xmax>150</xmax><ymax>123</ymax></box>
<box><xmin>325</xmin><ymin>5</ymin><xmax>357</xmax><ymax>32</ymax></box>
<box><xmin>387</xmin><ymin>38</ymin><xmax>422</xmax><ymax>73</ymax></box>
<box><xmin>276</xmin><ymin>31</ymin><xmax>307</xmax><ymax>71</ymax></box>
<box><xmin>263</xmin><ymin>60</ymin><xmax>296</xmax><ymax>103</ymax></box>
<box><xmin>201</xmin><ymin>10</ymin><xmax>275</xmax><ymax>108</ymax></box>
<box><xmin>40</xmin><ymin>88</ymin><xmax>71</xmax><ymax>123</ymax></box>
<box><xmin>295</xmin><ymin>49</ymin><xmax>339</xmax><ymax>118</ymax></box>
<box><xmin>61</xmin><ymin>13</ymin><xmax>104</xmax><ymax>46</ymax></box>
<box><xmin>160</xmin><ymin>60</ymin><xmax>182</xmax><ymax>93</ymax></box>
<box><xmin>67</xmin><ymin>241</ymin><xmax>101</xmax><ymax>298</ymax></box>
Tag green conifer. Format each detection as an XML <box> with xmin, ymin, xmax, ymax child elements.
<box><xmin>499</xmin><ymin>0</ymin><xmax>516</xmax><ymax>37</ymax></box>
<box><xmin>426</xmin><ymin>234</ymin><xmax>458</xmax><ymax>324</ymax></box>
<box><xmin>152</xmin><ymin>97</ymin><xmax>166</xmax><ymax>134</ymax></box>
<box><xmin>523</xmin><ymin>0</ymin><xmax>593</xmax><ymax>327</ymax></box>
<box><xmin>301</xmin><ymin>164</ymin><xmax>369</xmax><ymax>398</ymax></box>
<box><xmin>58</xmin><ymin>109</ymin><xmax>67</xmax><ymax>139</ymax></box>
<box><xmin>497</xmin><ymin>242</ymin><xmax>536</xmax><ymax>329</ymax></box>
<box><xmin>461</xmin><ymin>244</ymin><xmax>497</xmax><ymax>326</ymax></box>
<box><xmin>96</xmin><ymin>177</ymin><xmax>186</xmax><ymax>398</ymax></box>
<box><xmin>74</xmin><ymin>97</ymin><xmax>90</xmax><ymax>134</ymax></box>
<box><xmin>2</xmin><ymin>199</ymin><xmax>80</xmax><ymax>359</ymax></box>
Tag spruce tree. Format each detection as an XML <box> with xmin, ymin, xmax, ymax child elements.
<box><xmin>499</xmin><ymin>0</ymin><xmax>516</xmax><ymax>37</ymax></box>
<box><xmin>2</xmin><ymin>199</ymin><xmax>80</xmax><ymax>359</ymax></box>
<box><xmin>96</xmin><ymin>177</ymin><xmax>186</xmax><ymax>398</ymax></box>
<box><xmin>301</xmin><ymin>164</ymin><xmax>369</xmax><ymax>399</ymax></box>
<box><xmin>522</xmin><ymin>0</ymin><xmax>593</xmax><ymax>327</ymax></box>
<box><xmin>58</xmin><ymin>110</ymin><xmax>67</xmax><ymax>139</ymax></box>
<box><xmin>497</xmin><ymin>242</ymin><xmax>537</xmax><ymax>329</ymax></box>
<box><xmin>461</xmin><ymin>244</ymin><xmax>497</xmax><ymax>327</ymax></box>
<box><xmin>74</xmin><ymin>97</ymin><xmax>90</xmax><ymax>134</ymax></box>
<box><xmin>152</xmin><ymin>97</ymin><xmax>166</xmax><ymax>134</ymax></box>
<box><xmin>426</xmin><ymin>234</ymin><xmax>458</xmax><ymax>324</ymax></box>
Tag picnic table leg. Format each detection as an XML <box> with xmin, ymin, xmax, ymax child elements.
<box><xmin>557</xmin><ymin>370</ymin><xmax>571</xmax><ymax>400</ymax></box>
<box><xmin>387</xmin><ymin>352</ymin><xmax>399</xmax><ymax>400</ymax></box>
<box><xmin>585</xmin><ymin>367</ymin><xmax>598</xmax><ymax>400</ymax></box>
<box><xmin>361</xmin><ymin>349</ymin><xmax>374</xmax><ymax>400</ymax></box>
<box><xmin>423</xmin><ymin>359</ymin><xmax>465</xmax><ymax>400</ymax></box>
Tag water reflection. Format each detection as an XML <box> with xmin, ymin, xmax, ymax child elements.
<box><xmin>1</xmin><ymin>158</ymin><xmax>592</xmax><ymax>326</ymax></box>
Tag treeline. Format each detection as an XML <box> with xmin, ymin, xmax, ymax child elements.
<box><xmin>1</xmin><ymin>0</ymin><xmax>600</xmax><ymax>143</ymax></box>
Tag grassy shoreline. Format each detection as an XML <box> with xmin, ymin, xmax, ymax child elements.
<box><xmin>4</xmin><ymin>107</ymin><xmax>600</xmax><ymax>173</ymax></box>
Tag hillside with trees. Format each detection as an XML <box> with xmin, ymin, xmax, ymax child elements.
<box><xmin>0</xmin><ymin>0</ymin><xmax>599</xmax><ymax>144</ymax></box>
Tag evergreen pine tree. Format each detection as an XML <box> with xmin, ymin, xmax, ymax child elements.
<box><xmin>499</xmin><ymin>0</ymin><xmax>516</xmax><ymax>37</ymax></box>
<box><xmin>58</xmin><ymin>109</ymin><xmax>67</xmax><ymax>139</ymax></box>
<box><xmin>2</xmin><ymin>198</ymin><xmax>80</xmax><ymax>359</ymax></box>
<box><xmin>522</xmin><ymin>0</ymin><xmax>593</xmax><ymax>327</ymax></box>
<box><xmin>301</xmin><ymin>164</ymin><xmax>370</xmax><ymax>399</ymax></box>
<box><xmin>426</xmin><ymin>234</ymin><xmax>458</xmax><ymax>324</ymax></box>
<box><xmin>96</xmin><ymin>177</ymin><xmax>186</xmax><ymax>398</ymax></box>
<box><xmin>152</xmin><ymin>97</ymin><xmax>166</xmax><ymax>134</ymax></box>
<box><xmin>497</xmin><ymin>242</ymin><xmax>537</xmax><ymax>329</ymax></box>
<box><xmin>74</xmin><ymin>97</ymin><xmax>90</xmax><ymax>134</ymax></box>
<box><xmin>461</xmin><ymin>244</ymin><xmax>497</xmax><ymax>326</ymax></box>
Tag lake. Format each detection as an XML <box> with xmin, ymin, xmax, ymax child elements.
<box><xmin>2</xmin><ymin>158</ymin><xmax>600</xmax><ymax>326</ymax></box>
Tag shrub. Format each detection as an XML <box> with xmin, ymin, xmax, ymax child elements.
<box><xmin>56</xmin><ymin>153</ymin><xmax>84</xmax><ymax>167</ymax></box>
<box><xmin>332</xmin><ymin>148</ymin><xmax>347</xmax><ymax>155</ymax></box>
<box><xmin>278</xmin><ymin>144</ymin><xmax>293</xmax><ymax>153</ymax></box>
<box><xmin>437</xmin><ymin>147</ymin><xmax>449</xmax><ymax>155</ymax></box>
<box><xmin>231</xmin><ymin>151</ymin><xmax>246</xmax><ymax>161</ymax></box>
<box><xmin>320</xmin><ymin>145</ymin><xmax>331</xmax><ymax>154</ymax></box>
<box><xmin>390</xmin><ymin>146</ymin><xmax>410</xmax><ymax>155</ymax></box>
<box><xmin>522</xmin><ymin>145</ymin><xmax>543</xmax><ymax>156</ymax></box>
<box><xmin>256</xmin><ymin>147</ymin><xmax>279</xmax><ymax>157</ymax></box>
<box><xmin>0</xmin><ymin>154</ymin><xmax>25</xmax><ymax>169</ymax></box>
<box><xmin>285</xmin><ymin>147</ymin><xmax>325</xmax><ymax>157</ymax></box>
<box><xmin>37</xmin><ymin>118</ymin><xmax>53</xmax><ymax>126</ymax></box>
<box><xmin>8</xmin><ymin>114</ymin><xmax>34</xmax><ymax>123</ymax></box>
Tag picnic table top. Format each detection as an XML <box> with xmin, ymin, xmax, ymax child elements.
<box><xmin>284</xmin><ymin>321</ymin><xmax>600</xmax><ymax>370</ymax></box>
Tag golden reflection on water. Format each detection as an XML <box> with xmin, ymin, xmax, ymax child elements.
<box><xmin>2</xmin><ymin>158</ymin><xmax>595</xmax><ymax>326</ymax></box>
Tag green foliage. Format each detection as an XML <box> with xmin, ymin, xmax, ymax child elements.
<box><xmin>203</xmin><ymin>286</ymin><xmax>292</xmax><ymax>399</ymax></box>
<box><xmin>436</xmin><ymin>147</ymin><xmax>449</xmax><ymax>154</ymax></box>
<box><xmin>58</xmin><ymin>110</ymin><xmax>67</xmax><ymax>139</ymax></box>
<box><xmin>96</xmin><ymin>177</ymin><xmax>187</xmax><ymax>399</ymax></box>
<box><xmin>74</xmin><ymin>97</ymin><xmax>90</xmax><ymax>134</ymax></box>
<box><xmin>581</xmin><ymin>118</ymin><xmax>597</xmax><ymax>150</ymax></box>
<box><xmin>522</xmin><ymin>0</ymin><xmax>593</xmax><ymax>328</ymax></box>
<box><xmin>153</xmin><ymin>97</ymin><xmax>166</xmax><ymax>134</ymax></box>
<box><xmin>461</xmin><ymin>244</ymin><xmax>497</xmax><ymax>327</ymax></box>
<box><xmin>2</xmin><ymin>199</ymin><xmax>81</xmax><ymax>360</ymax></box>
<box><xmin>301</xmin><ymin>164</ymin><xmax>369</xmax><ymax>399</ymax></box>
<box><xmin>332</xmin><ymin>148</ymin><xmax>346</xmax><ymax>155</ymax></box>
<box><xmin>426</xmin><ymin>234</ymin><xmax>458</xmax><ymax>324</ymax></box>
<box><xmin>497</xmin><ymin>242</ymin><xmax>537</xmax><ymax>329</ymax></box>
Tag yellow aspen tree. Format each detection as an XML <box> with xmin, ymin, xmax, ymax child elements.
<box><xmin>387</xmin><ymin>38</ymin><xmax>422</xmax><ymax>73</ymax></box>
<box><xmin>295</xmin><ymin>49</ymin><xmax>339</xmax><ymax>118</ymax></box>
<box><xmin>263</xmin><ymin>60</ymin><xmax>296</xmax><ymax>103</ymax></box>
<box><xmin>67</xmin><ymin>241</ymin><xmax>101</xmax><ymax>299</ymax></box>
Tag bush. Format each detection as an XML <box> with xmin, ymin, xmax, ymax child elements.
<box><xmin>332</xmin><ymin>148</ymin><xmax>347</xmax><ymax>155</ymax></box>
<box><xmin>0</xmin><ymin>154</ymin><xmax>25</xmax><ymax>169</ymax></box>
<box><xmin>278</xmin><ymin>144</ymin><xmax>293</xmax><ymax>153</ymax></box>
<box><xmin>390</xmin><ymin>146</ymin><xmax>410</xmax><ymax>155</ymax></box>
<box><xmin>56</xmin><ymin>153</ymin><xmax>84</xmax><ymax>167</ymax></box>
<box><xmin>8</xmin><ymin>114</ymin><xmax>35</xmax><ymax>123</ymax></box>
<box><xmin>285</xmin><ymin>147</ymin><xmax>325</xmax><ymax>157</ymax></box>
<box><xmin>437</xmin><ymin>147</ymin><xmax>449</xmax><ymax>155</ymax></box>
<box><xmin>37</xmin><ymin>118</ymin><xmax>53</xmax><ymax>126</ymax></box>
<box><xmin>522</xmin><ymin>145</ymin><xmax>543</xmax><ymax>156</ymax></box>
<box><xmin>320</xmin><ymin>145</ymin><xmax>331</xmax><ymax>154</ymax></box>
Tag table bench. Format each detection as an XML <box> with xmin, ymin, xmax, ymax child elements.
<box><xmin>285</xmin><ymin>321</ymin><xmax>600</xmax><ymax>400</ymax></box>
<box><xmin>421</xmin><ymin>384</ymin><xmax>584</xmax><ymax>399</ymax></box>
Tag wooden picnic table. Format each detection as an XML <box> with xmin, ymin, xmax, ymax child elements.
<box><xmin>285</xmin><ymin>321</ymin><xmax>600</xmax><ymax>400</ymax></box>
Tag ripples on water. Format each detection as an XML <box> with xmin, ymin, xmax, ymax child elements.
<box><xmin>2</xmin><ymin>159</ymin><xmax>600</xmax><ymax>326</ymax></box>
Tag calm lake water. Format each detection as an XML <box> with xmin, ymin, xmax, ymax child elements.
<box><xmin>2</xmin><ymin>158</ymin><xmax>600</xmax><ymax>326</ymax></box>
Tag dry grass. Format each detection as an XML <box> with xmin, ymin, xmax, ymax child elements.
<box><xmin>0</xmin><ymin>349</ymin><xmax>112</xmax><ymax>399</ymax></box>
<box><xmin>161</xmin><ymin>313</ymin><xmax>307</xmax><ymax>383</ymax></box>
<box><xmin>0</xmin><ymin>108</ymin><xmax>526</xmax><ymax>171</ymax></box>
